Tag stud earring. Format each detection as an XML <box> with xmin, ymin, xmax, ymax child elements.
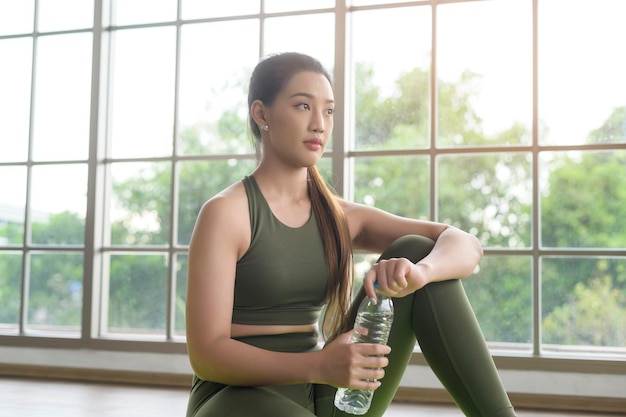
<box><xmin>261</xmin><ymin>125</ymin><xmax>269</xmax><ymax>131</ymax></box>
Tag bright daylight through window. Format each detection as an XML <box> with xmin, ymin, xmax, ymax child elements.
<box><xmin>0</xmin><ymin>0</ymin><xmax>625</xmax><ymax>366</ymax></box>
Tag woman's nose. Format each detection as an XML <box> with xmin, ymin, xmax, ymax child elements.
<box><xmin>310</xmin><ymin>111</ymin><xmax>325</xmax><ymax>132</ymax></box>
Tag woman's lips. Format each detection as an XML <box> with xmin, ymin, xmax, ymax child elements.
<box><xmin>304</xmin><ymin>138</ymin><xmax>323</xmax><ymax>151</ymax></box>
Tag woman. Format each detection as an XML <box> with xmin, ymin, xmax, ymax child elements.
<box><xmin>185</xmin><ymin>52</ymin><xmax>516</xmax><ymax>417</ymax></box>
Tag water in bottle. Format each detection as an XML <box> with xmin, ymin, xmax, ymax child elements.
<box><xmin>334</xmin><ymin>291</ymin><xmax>394</xmax><ymax>415</ymax></box>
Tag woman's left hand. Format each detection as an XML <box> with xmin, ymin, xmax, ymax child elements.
<box><xmin>363</xmin><ymin>258</ymin><xmax>430</xmax><ymax>300</ymax></box>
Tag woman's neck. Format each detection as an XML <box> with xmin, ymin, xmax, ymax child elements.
<box><xmin>252</xmin><ymin>164</ymin><xmax>310</xmax><ymax>201</ymax></box>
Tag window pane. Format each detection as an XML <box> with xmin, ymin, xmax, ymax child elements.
<box><xmin>438</xmin><ymin>153</ymin><xmax>532</xmax><ymax>248</ymax></box>
<box><xmin>38</xmin><ymin>0</ymin><xmax>94</xmax><ymax>32</ymax></box>
<box><xmin>31</xmin><ymin>164</ymin><xmax>87</xmax><ymax>245</ymax></box>
<box><xmin>109</xmin><ymin>27</ymin><xmax>176</xmax><ymax>158</ymax></box>
<box><xmin>177</xmin><ymin>159</ymin><xmax>257</xmax><ymax>245</ymax></box>
<box><xmin>354</xmin><ymin>156</ymin><xmax>429</xmax><ymax>219</ymax></box>
<box><xmin>28</xmin><ymin>252</ymin><xmax>83</xmax><ymax>335</ymax></box>
<box><xmin>539</xmin><ymin>0</ymin><xmax>626</xmax><ymax>145</ymax></box>
<box><xmin>0</xmin><ymin>0</ymin><xmax>34</xmax><ymax>35</ymax></box>
<box><xmin>352</xmin><ymin>6</ymin><xmax>431</xmax><ymax>150</ymax></box>
<box><xmin>0</xmin><ymin>252</ymin><xmax>22</xmax><ymax>332</ymax></box>
<box><xmin>32</xmin><ymin>33</ymin><xmax>92</xmax><ymax>162</ymax></box>
<box><xmin>265</xmin><ymin>0</ymin><xmax>333</xmax><ymax>13</ymax></box>
<box><xmin>174</xmin><ymin>253</ymin><xmax>187</xmax><ymax>336</ymax></box>
<box><xmin>437</xmin><ymin>0</ymin><xmax>532</xmax><ymax>147</ymax></box>
<box><xmin>350</xmin><ymin>0</ymin><xmax>416</xmax><ymax>6</ymax></box>
<box><xmin>182</xmin><ymin>0</ymin><xmax>259</xmax><ymax>19</ymax></box>
<box><xmin>540</xmin><ymin>150</ymin><xmax>626</xmax><ymax>249</ymax></box>
<box><xmin>353</xmin><ymin>252</ymin><xmax>379</xmax><ymax>286</ymax></box>
<box><xmin>106</xmin><ymin>253</ymin><xmax>167</xmax><ymax>335</ymax></box>
<box><xmin>0</xmin><ymin>38</ymin><xmax>32</xmax><ymax>162</ymax></box>
<box><xmin>464</xmin><ymin>255</ymin><xmax>532</xmax><ymax>347</ymax></box>
<box><xmin>317</xmin><ymin>157</ymin><xmax>332</xmax><ymax>189</ymax></box>
<box><xmin>178</xmin><ymin>20</ymin><xmax>259</xmax><ymax>156</ymax></box>
<box><xmin>111</xmin><ymin>0</ymin><xmax>176</xmax><ymax>26</ymax></box>
<box><xmin>0</xmin><ymin>166</ymin><xmax>27</xmax><ymax>245</ymax></box>
<box><xmin>542</xmin><ymin>257</ymin><xmax>626</xmax><ymax>350</ymax></box>
<box><xmin>109</xmin><ymin>162</ymin><xmax>171</xmax><ymax>246</ymax></box>
<box><xmin>264</xmin><ymin>13</ymin><xmax>335</xmax><ymax>71</ymax></box>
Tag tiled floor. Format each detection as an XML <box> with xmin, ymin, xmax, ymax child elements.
<box><xmin>0</xmin><ymin>377</ymin><xmax>619</xmax><ymax>417</ymax></box>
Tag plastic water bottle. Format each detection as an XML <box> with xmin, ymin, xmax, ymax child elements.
<box><xmin>334</xmin><ymin>287</ymin><xmax>394</xmax><ymax>415</ymax></box>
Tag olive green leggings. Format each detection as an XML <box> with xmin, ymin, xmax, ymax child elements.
<box><xmin>187</xmin><ymin>235</ymin><xmax>516</xmax><ymax>417</ymax></box>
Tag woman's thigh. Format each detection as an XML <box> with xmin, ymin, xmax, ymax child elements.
<box><xmin>191</xmin><ymin>384</ymin><xmax>317</xmax><ymax>417</ymax></box>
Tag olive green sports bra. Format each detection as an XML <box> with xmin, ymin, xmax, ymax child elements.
<box><xmin>231</xmin><ymin>176</ymin><xmax>328</xmax><ymax>326</ymax></box>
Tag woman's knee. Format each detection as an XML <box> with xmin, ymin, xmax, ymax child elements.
<box><xmin>379</xmin><ymin>234</ymin><xmax>435</xmax><ymax>263</ymax></box>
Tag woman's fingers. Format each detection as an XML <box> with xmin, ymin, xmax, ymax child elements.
<box><xmin>347</xmin><ymin>346</ymin><xmax>389</xmax><ymax>390</ymax></box>
<box><xmin>368</xmin><ymin>258</ymin><xmax>412</xmax><ymax>296</ymax></box>
<box><xmin>345</xmin><ymin>342</ymin><xmax>390</xmax><ymax>389</ymax></box>
<box><xmin>366</xmin><ymin>257</ymin><xmax>431</xmax><ymax>297</ymax></box>
<box><xmin>322</xmin><ymin>332</ymin><xmax>391</xmax><ymax>389</ymax></box>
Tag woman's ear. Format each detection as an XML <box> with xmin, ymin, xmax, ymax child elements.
<box><xmin>250</xmin><ymin>100</ymin><xmax>268</xmax><ymax>130</ymax></box>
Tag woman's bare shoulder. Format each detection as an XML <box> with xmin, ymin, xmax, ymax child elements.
<box><xmin>202</xmin><ymin>181</ymin><xmax>248</xmax><ymax>216</ymax></box>
<box><xmin>192</xmin><ymin>180</ymin><xmax>250</xmax><ymax>248</ymax></box>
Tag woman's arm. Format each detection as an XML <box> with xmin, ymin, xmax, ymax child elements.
<box><xmin>185</xmin><ymin>187</ymin><xmax>388</xmax><ymax>388</ymax></box>
<box><xmin>342</xmin><ymin>200</ymin><xmax>483</xmax><ymax>298</ymax></box>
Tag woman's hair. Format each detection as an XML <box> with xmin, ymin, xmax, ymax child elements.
<box><xmin>248</xmin><ymin>52</ymin><xmax>354</xmax><ymax>341</ymax></box>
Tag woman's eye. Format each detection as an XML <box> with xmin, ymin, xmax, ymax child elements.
<box><xmin>296</xmin><ymin>103</ymin><xmax>310</xmax><ymax>110</ymax></box>
<box><xmin>326</xmin><ymin>108</ymin><xmax>334</xmax><ymax>116</ymax></box>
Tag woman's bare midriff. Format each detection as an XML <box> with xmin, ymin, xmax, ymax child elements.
<box><xmin>230</xmin><ymin>323</ymin><xmax>318</xmax><ymax>338</ymax></box>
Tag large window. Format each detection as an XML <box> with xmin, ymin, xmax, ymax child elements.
<box><xmin>1</xmin><ymin>0</ymin><xmax>625</xmax><ymax>365</ymax></box>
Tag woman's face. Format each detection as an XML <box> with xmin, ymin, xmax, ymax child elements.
<box><xmin>262</xmin><ymin>71</ymin><xmax>335</xmax><ymax>168</ymax></box>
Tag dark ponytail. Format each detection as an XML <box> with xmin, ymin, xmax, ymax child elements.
<box><xmin>307</xmin><ymin>166</ymin><xmax>354</xmax><ymax>341</ymax></box>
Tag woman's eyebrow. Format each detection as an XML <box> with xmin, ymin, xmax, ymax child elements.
<box><xmin>289</xmin><ymin>92</ymin><xmax>335</xmax><ymax>104</ymax></box>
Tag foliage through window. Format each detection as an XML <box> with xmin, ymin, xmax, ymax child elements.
<box><xmin>0</xmin><ymin>0</ymin><xmax>624</xmax><ymax>360</ymax></box>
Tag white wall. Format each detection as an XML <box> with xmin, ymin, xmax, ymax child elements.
<box><xmin>400</xmin><ymin>363</ymin><xmax>626</xmax><ymax>399</ymax></box>
<box><xmin>1</xmin><ymin>346</ymin><xmax>624</xmax><ymax>400</ymax></box>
